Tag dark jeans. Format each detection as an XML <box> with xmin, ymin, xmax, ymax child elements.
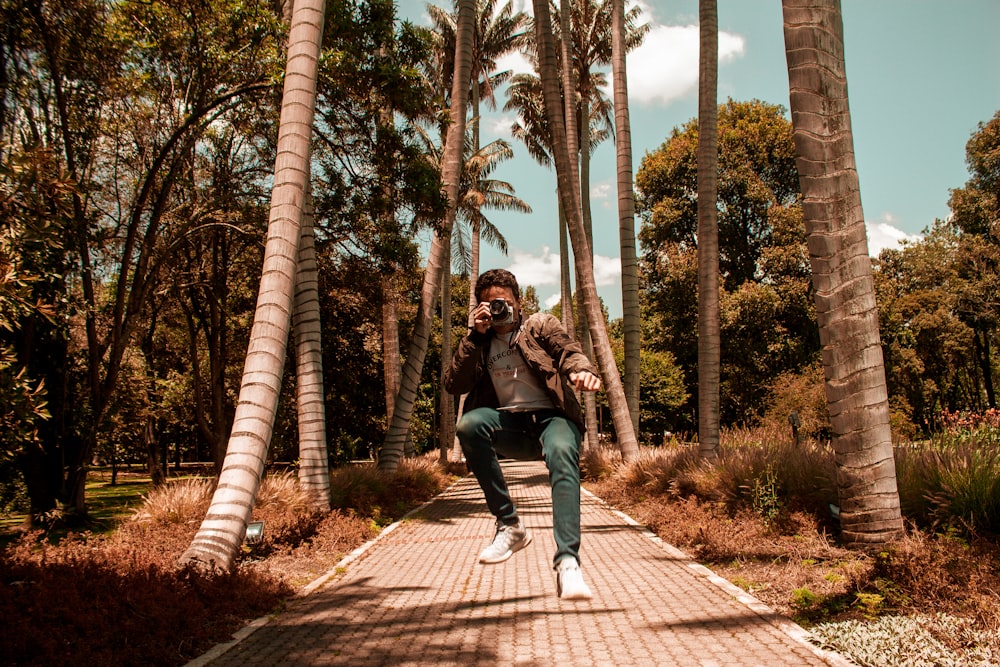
<box><xmin>456</xmin><ymin>407</ymin><xmax>583</xmax><ymax>566</ymax></box>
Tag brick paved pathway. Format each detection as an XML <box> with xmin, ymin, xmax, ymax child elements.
<box><xmin>190</xmin><ymin>461</ymin><xmax>854</xmax><ymax>666</ymax></box>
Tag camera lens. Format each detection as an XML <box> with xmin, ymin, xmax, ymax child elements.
<box><xmin>489</xmin><ymin>298</ymin><xmax>510</xmax><ymax>322</ymax></box>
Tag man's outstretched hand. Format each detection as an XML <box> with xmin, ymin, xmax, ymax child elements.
<box><xmin>569</xmin><ymin>371</ymin><xmax>602</xmax><ymax>392</ymax></box>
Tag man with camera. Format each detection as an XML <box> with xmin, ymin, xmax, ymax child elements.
<box><xmin>443</xmin><ymin>269</ymin><xmax>601</xmax><ymax>600</ymax></box>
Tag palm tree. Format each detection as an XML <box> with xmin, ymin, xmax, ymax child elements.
<box><xmin>427</xmin><ymin>0</ymin><xmax>530</xmax><ymax>308</ymax></box>
<box><xmin>505</xmin><ymin>71</ymin><xmax>578</xmax><ymax>337</ymax></box>
<box><xmin>611</xmin><ymin>0</ymin><xmax>640</xmax><ymax>436</ymax></box>
<box><xmin>531</xmin><ymin>0</ymin><xmax>638</xmax><ymax>462</ymax></box>
<box><xmin>697</xmin><ymin>0</ymin><xmax>720</xmax><ymax>462</ymax></box>
<box><xmin>414</xmin><ymin>127</ymin><xmax>529</xmax><ymax>459</ymax></box>
<box><xmin>557</xmin><ymin>0</ymin><xmax>596</xmax><ymax>448</ymax></box>
<box><xmin>781</xmin><ymin>0</ymin><xmax>903</xmax><ymax>543</ymax></box>
<box><xmin>553</xmin><ymin>0</ymin><xmax>644</xmax><ymax>247</ymax></box>
<box><xmin>293</xmin><ymin>182</ymin><xmax>331</xmax><ymax>509</ymax></box>
<box><xmin>423</xmin><ymin>3</ymin><xmax>529</xmax><ymax>461</ymax></box>
<box><xmin>379</xmin><ymin>0</ymin><xmax>477</xmax><ymax>472</ymax></box>
<box><xmin>543</xmin><ymin>0</ymin><xmax>644</xmax><ymax>447</ymax></box>
<box><xmin>180</xmin><ymin>0</ymin><xmax>327</xmax><ymax>570</ymax></box>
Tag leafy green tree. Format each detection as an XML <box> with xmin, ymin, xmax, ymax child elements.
<box><xmin>605</xmin><ymin>323</ymin><xmax>687</xmax><ymax>444</ymax></box>
<box><xmin>6</xmin><ymin>0</ymin><xmax>285</xmax><ymax>520</ymax></box>
<box><xmin>637</xmin><ymin>100</ymin><xmax>814</xmax><ymax>428</ymax></box>
<box><xmin>0</xmin><ymin>145</ymin><xmax>71</xmax><ymax>518</ymax></box>
<box><xmin>1</xmin><ymin>0</ymin><xmax>127</xmax><ymax>520</ymax></box>
<box><xmin>948</xmin><ymin>109</ymin><xmax>1000</xmax><ymax>408</ymax></box>
<box><xmin>639</xmin><ymin>99</ymin><xmax>799</xmax><ymax>290</ymax></box>
<box><xmin>875</xmin><ymin>222</ymin><xmax>980</xmax><ymax>431</ymax></box>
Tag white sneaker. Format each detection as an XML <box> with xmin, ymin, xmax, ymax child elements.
<box><xmin>479</xmin><ymin>520</ymin><xmax>532</xmax><ymax>564</ymax></box>
<box><xmin>556</xmin><ymin>557</ymin><xmax>593</xmax><ymax>600</ymax></box>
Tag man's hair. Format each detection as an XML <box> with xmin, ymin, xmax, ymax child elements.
<box><xmin>475</xmin><ymin>269</ymin><xmax>520</xmax><ymax>302</ymax></box>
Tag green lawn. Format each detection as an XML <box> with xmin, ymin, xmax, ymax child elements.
<box><xmin>85</xmin><ymin>471</ymin><xmax>155</xmax><ymax>530</ymax></box>
<box><xmin>2</xmin><ymin>467</ymin><xmax>206</xmax><ymax>538</ymax></box>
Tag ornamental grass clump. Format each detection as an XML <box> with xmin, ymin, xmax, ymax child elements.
<box><xmin>579</xmin><ymin>441</ymin><xmax>620</xmax><ymax>480</ymax></box>
<box><xmin>329</xmin><ymin>453</ymin><xmax>453</xmax><ymax>525</ymax></box>
<box><xmin>712</xmin><ymin>430</ymin><xmax>838</xmax><ymax>520</ymax></box>
<box><xmin>131</xmin><ymin>477</ymin><xmax>214</xmax><ymax>525</ymax></box>
<box><xmin>895</xmin><ymin>430</ymin><xmax>1000</xmax><ymax>537</ymax></box>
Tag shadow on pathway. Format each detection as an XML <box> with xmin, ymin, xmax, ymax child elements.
<box><xmin>189</xmin><ymin>461</ymin><xmax>854</xmax><ymax>666</ymax></box>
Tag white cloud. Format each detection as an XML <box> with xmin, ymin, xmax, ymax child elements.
<box><xmin>494</xmin><ymin>3</ymin><xmax>747</xmax><ymax>110</ymax></box>
<box><xmin>866</xmin><ymin>214</ymin><xmax>921</xmax><ymax>256</ymax></box>
<box><xmin>503</xmin><ymin>247</ymin><xmax>620</xmax><ymax>288</ymax></box>
<box><xmin>593</xmin><ymin>254</ymin><xmax>622</xmax><ymax>286</ymax></box>
<box><xmin>495</xmin><ymin>50</ymin><xmax>535</xmax><ymax>78</ymax></box>
<box><xmin>591</xmin><ymin>181</ymin><xmax>612</xmax><ymax>203</ymax></box>
<box><xmin>621</xmin><ymin>25</ymin><xmax>745</xmax><ymax>106</ymax></box>
<box><xmin>507</xmin><ymin>246</ymin><xmax>561</xmax><ymax>286</ymax></box>
<box><xmin>488</xmin><ymin>114</ymin><xmax>516</xmax><ymax>139</ymax></box>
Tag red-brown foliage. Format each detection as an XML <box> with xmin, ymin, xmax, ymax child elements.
<box><xmin>0</xmin><ymin>457</ymin><xmax>453</xmax><ymax>666</ymax></box>
<box><xmin>0</xmin><ymin>529</ymin><xmax>291</xmax><ymax>666</ymax></box>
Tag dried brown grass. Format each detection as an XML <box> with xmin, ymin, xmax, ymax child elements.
<box><xmin>0</xmin><ymin>454</ymin><xmax>454</xmax><ymax>667</ymax></box>
<box><xmin>585</xmin><ymin>440</ymin><xmax>1000</xmax><ymax>657</ymax></box>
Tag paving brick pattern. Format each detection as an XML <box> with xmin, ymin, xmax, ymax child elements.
<box><xmin>193</xmin><ymin>461</ymin><xmax>854</xmax><ymax>666</ymax></box>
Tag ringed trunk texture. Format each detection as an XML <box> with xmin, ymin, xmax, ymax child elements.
<box><xmin>379</xmin><ymin>0</ymin><xmax>476</xmax><ymax>472</ymax></box>
<box><xmin>293</xmin><ymin>186</ymin><xmax>331</xmax><ymax>511</ymax></box>
<box><xmin>782</xmin><ymin>0</ymin><xmax>903</xmax><ymax>544</ymax></box>
<box><xmin>179</xmin><ymin>0</ymin><xmax>325</xmax><ymax>570</ymax></box>
<box><xmin>696</xmin><ymin>0</ymin><xmax>721</xmax><ymax>462</ymax></box>
<box><xmin>533</xmin><ymin>0</ymin><xmax>638</xmax><ymax>462</ymax></box>
<box><xmin>612</xmin><ymin>0</ymin><xmax>641</xmax><ymax>436</ymax></box>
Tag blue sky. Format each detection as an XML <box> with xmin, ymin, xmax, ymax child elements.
<box><xmin>397</xmin><ymin>0</ymin><xmax>1000</xmax><ymax>318</ymax></box>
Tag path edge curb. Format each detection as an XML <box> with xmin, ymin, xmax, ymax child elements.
<box><xmin>183</xmin><ymin>474</ymin><xmax>470</xmax><ymax>667</ymax></box>
<box><xmin>581</xmin><ymin>485</ymin><xmax>858</xmax><ymax>667</ymax></box>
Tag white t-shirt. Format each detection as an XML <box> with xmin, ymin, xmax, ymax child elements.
<box><xmin>487</xmin><ymin>334</ymin><xmax>555</xmax><ymax>411</ymax></box>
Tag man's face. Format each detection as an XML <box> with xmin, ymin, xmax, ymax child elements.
<box><xmin>480</xmin><ymin>286</ymin><xmax>519</xmax><ymax>332</ymax></box>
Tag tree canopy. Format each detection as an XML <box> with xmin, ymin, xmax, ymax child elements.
<box><xmin>637</xmin><ymin>99</ymin><xmax>816</xmax><ymax>429</ymax></box>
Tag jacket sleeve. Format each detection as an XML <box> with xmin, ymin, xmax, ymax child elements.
<box><xmin>536</xmin><ymin>314</ymin><xmax>599</xmax><ymax>378</ymax></box>
<box><xmin>443</xmin><ymin>329</ymin><xmax>491</xmax><ymax>395</ymax></box>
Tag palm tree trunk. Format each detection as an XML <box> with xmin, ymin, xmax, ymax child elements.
<box><xmin>533</xmin><ymin>0</ymin><xmax>639</xmax><ymax>462</ymax></box>
<box><xmin>382</xmin><ymin>274</ymin><xmax>400</xmax><ymax>425</ymax></box>
<box><xmin>453</xmin><ymin>79</ymin><xmax>481</xmax><ymax>465</ymax></box>
<box><xmin>578</xmin><ymin>87</ymin><xmax>601</xmax><ymax>451</ymax></box>
<box><xmin>782</xmin><ymin>0</ymin><xmax>903</xmax><ymax>544</ymax></box>
<box><xmin>469</xmin><ymin>80</ymin><xmax>483</xmax><ymax>305</ymax></box>
<box><xmin>179</xmin><ymin>0</ymin><xmax>326</xmax><ymax>571</ymax></box>
<box><xmin>293</xmin><ymin>184</ymin><xmax>331</xmax><ymax>510</ymax></box>
<box><xmin>559</xmin><ymin>200</ymin><xmax>575</xmax><ymax>334</ymax></box>
<box><xmin>612</xmin><ymin>0</ymin><xmax>641</xmax><ymax>437</ymax></box>
<box><xmin>439</xmin><ymin>240</ymin><xmax>456</xmax><ymax>462</ymax></box>
<box><xmin>379</xmin><ymin>0</ymin><xmax>476</xmax><ymax>472</ymax></box>
<box><xmin>558</xmin><ymin>0</ymin><xmax>601</xmax><ymax>451</ymax></box>
<box><xmin>697</xmin><ymin>0</ymin><xmax>721</xmax><ymax>462</ymax></box>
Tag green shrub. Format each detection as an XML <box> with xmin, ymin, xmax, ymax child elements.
<box><xmin>895</xmin><ymin>431</ymin><xmax>1000</xmax><ymax>537</ymax></box>
<box><xmin>791</xmin><ymin>586</ymin><xmax>820</xmax><ymax>609</ymax></box>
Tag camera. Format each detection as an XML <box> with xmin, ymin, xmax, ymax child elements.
<box><xmin>489</xmin><ymin>298</ymin><xmax>514</xmax><ymax>325</ymax></box>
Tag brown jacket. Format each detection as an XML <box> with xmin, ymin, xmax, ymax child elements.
<box><xmin>443</xmin><ymin>312</ymin><xmax>598</xmax><ymax>433</ymax></box>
